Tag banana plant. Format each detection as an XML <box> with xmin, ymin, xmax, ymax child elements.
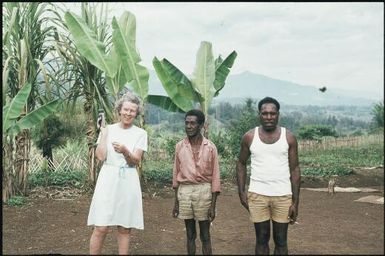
<box><xmin>64</xmin><ymin>10</ymin><xmax>149</xmax><ymax>120</ymax></box>
<box><xmin>2</xmin><ymin>2</ymin><xmax>63</xmax><ymax>201</ymax></box>
<box><xmin>149</xmin><ymin>41</ymin><xmax>237</xmax><ymax>137</ymax></box>
<box><xmin>111</xmin><ymin>11</ymin><xmax>149</xmax><ymax>127</ymax></box>
<box><xmin>2</xmin><ymin>82</ymin><xmax>60</xmax><ymax>202</ymax></box>
<box><xmin>3</xmin><ymin>83</ymin><xmax>61</xmax><ymax>138</ymax></box>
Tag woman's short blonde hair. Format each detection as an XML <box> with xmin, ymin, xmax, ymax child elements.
<box><xmin>115</xmin><ymin>91</ymin><xmax>142</xmax><ymax>117</ymax></box>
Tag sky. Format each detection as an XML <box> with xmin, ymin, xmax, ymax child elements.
<box><xmin>60</xmin><ymin>2</ymin><xmax>384</xmax><ymax>99</ymax></box>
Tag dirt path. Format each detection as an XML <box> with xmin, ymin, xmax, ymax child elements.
<box><xmin>2</xmin><ymin>168</ymin><xmax>384</xmax><ymax>255</ymax></box>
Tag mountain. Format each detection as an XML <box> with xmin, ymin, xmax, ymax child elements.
<box><xmin>148</xmin><ymin>70</ymin><xmax>378</xmax><ymax>106</ymax></box>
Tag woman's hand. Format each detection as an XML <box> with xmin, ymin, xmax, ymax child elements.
<box><xmin>112</xmin><ymin>142</ymin><xmax>126</xmax><ymax>154</ymax></box>
<box><xmin>97</xmin><ymin>113</ymin><xmax>106</xmax><ymax>129</ymax></box>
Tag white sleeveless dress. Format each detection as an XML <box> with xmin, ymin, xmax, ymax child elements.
<box><xmin>87</xmin><ymin>123</ymin><xmax>148</xmax><ymax>229</ymax></box>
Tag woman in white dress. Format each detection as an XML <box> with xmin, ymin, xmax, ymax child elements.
<box><xmin>87</xmin><ymin>92</ymin><xmax>148</xmax><ymax>255</ymax></box>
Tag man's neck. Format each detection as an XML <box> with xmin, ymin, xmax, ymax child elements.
<box><xmin>261</xmin><ymin>125</ymin><xmax>279</xmax><ymax>134</ymax></box>
<box><xmin>188</xmin><ymin>134</ymin><xmax>203</xmax><ymax>146</ymax></box>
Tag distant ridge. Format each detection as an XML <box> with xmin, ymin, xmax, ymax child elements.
<box><xmin>148</xmin><ymin>70</ymin><xmax>377</xmax><ymax>106</ymax></box>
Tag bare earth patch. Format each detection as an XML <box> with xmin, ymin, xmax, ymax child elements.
<box><xmin>2</xmin><ymin>168</ymin><xmax>384</xmax><ymax>255</ymax></box>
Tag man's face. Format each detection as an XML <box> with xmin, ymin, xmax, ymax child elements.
<box><xmin>185</xmin><ymin>115</ymin><xmax>202</xmax><ymax>138</ymax></box>
<box><xmin>259</xmin><ymin>103</ymin><xmax>279</xmax><ymax>131</ymax></box>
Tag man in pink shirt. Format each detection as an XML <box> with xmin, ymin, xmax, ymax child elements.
<box><xmin>172</xmin><ymin>109</ymin><xmax>221</xmax><ymax>255</ymax></box>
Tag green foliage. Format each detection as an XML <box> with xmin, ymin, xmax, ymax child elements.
<box><xmin>226</xmin><ymin>98</ymin><xmax>259</xmax><ymax>156</ymax></box>
<box><xmin>298</xmin><ymin>125</ymin><xmax>337</xmax><ymax>141</ymax></box>
<box><xmin>302</xmin><ymin>166</ymin><xmax>353</xmax><ymax>176</ymax></box>
<box><xmin>218</xmin><ymin>156</ymin><xmax>237</xmax><ymax>180</ymax></box>
<box><xmin>163</xmin><ymin>136</ymin><xmax>181</xmax><ymax>159</ymax></box>
<box><xmin>59</xmin><ymin>103</ymin><xmax>88</xmax><ymax>140</ymax></box>
<box><xmin>142</xmin><ymin>161</ymin><xmax>173</xmax><ymax>185</ymax></box>
<box><xmin>3</xmin><ymin>82</ymin><xmax>61</xmax><ymax>137</ymax></box>
<box><xmin>371</xmin><ymin>101</ymin><xmax>384</xmax><ymax>128</ymax></box>
<box><xmin>209</xmin><ymin>131</ymin><xmax>230</xmax><ymax>157</ymax></box>
<box><xmin>150</xmin><ymin>41</ymin><xmax>237</xmax><ymax>131</ymax></box>
<box><xmin>6</xmin><ymin>196</ymin><xmax>27</xmax><ymax>207</ymax></box>
<box><xmin>300</xmin><ymin>143</ymin><xmax>383</xmax><ymax>177</ymax></box>
<box><xmin>28</xmin><ymin>170</ymin><xmax>87</xmax><ymax>188</ymax></box>
<box><xmin>31</xmin><ymin>115</ymin><xmax>67</xmax><ymax>158</ymax></box>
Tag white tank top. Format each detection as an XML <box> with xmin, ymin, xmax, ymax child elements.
<box><xmin>248</xmin><ymin>127</ymin><xmax>292</xmax><ymax>196</ymax></box>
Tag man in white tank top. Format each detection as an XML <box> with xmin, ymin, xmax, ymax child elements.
<box><xmin>236</xmin><ymin>97</ymin><xmax>301</xmax><ymax>255</ymax></box>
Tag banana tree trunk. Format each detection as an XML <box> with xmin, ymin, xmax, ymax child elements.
<box><xmin>2</xmin><ymin>137</ymin><xmax>15</xmax><ymax>202</ymax></box>
<box><xmin>14</xmin><ymin>129</ymin><xmax>30</xmax><ymax>195</ymax></box>
<box><xmin>203</xmin><ymin>121</ymin><xmax>210</xmax><ymax>139</ymax></box>
<box><xmin>84</xmin><ymin>100</ymin><xmax>97</xmax><ymax>187</ymax></box>
<box><xmin>199</xmin><ymin>102</ymin><xmax>210</xmax><ymax>139</ymax></box>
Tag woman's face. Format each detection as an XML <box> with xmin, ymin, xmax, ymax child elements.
<box><xmin>119</xmin><ymin>101</ymin><xmax>138</xmax><ymax>126</ymax></box>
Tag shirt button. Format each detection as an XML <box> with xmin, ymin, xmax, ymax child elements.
<box><xmin>197</xmin><ymin>177</ymin><xmax>202</xmax><ymax>182</ymax></box>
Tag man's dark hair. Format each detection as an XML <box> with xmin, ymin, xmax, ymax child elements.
<box><xmin>258</xmin><ymin>97</ymin><xmax>280</xmax><ymax>112</ymax></box>
<box><xmin>185</xmin><ymin>109</ymin><xmax>205</xmax><ymax>125</ymax></box>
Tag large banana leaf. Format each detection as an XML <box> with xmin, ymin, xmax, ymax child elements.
<box><xmin>105</xmin><ymin>66</ymin><xmax>126</xmax><ymax>99</ymax></box>
<box><xmin>3</xmin><ymin>83</ymin><xmax>31</xmax><ymax>132</ymax></box>
<box><xmin>161</xmin><ymin>59</ymin><xmax>199</xmax><ymax>102</ymax></box>
<box><xmin>117</xmin><ymin>11</ymin><xmax>136</xmax><ymax>49</ymax></box>
<box><xmin>10</xmin><ymin>99</ymin><xmax>61</xmax><ymax>135</ymax></box>
<box><xmin>64</xmin><ymin>11</ymin><xmax>117</xmax><ymax>78</ymax></box>
<box><xmin>191</xmin><ymin>41</ymin><xmax>216</xmax><ymax>114</ymax></box>
<box><xmin>213</xmin><ymin>50</ymin><xmax>237</xmax><ymax>96</ymax></box>
<box><xmin>112</xmin><ymin>12</ymin><xmax>149</xmax><ymax>101</ymax></box>
<box><xmin>147</xmin><ymin>95</ymin><xmax>185</xmax><ymax>113</ymax></box>
<box><xmin>2</xmin><ymin>6</ymin><xmax>17</xmax><ymax>55</ymax></box>
<box><xmin>153</xmin><ymin>57</ymin><xmax>195</xmax><ymax>112</ymax></box>
<box><xmin>105</xmin><ymin>11</ymin><xmax>136</xmax><ymax>99</ymax></box>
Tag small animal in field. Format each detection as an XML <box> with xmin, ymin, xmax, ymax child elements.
<box><xmin>328</xmin><ymin>175</ymin><xmax>337</xmax><ymax>195</ymax></box>
<box><xmin>319</xmin><ymin>86</ymin><xmax>327</xmax><ymax>93</ymax></box>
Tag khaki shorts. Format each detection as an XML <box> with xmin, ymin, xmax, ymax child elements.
<box><xmin>177</xmin><ymin>183</ymin><xmax>212</xmax><ymax>221</ymax></box>
<box><xmin>248</xmin><ymin>192</ymin><xmax>292</xmax><ymax>223</ymax></box>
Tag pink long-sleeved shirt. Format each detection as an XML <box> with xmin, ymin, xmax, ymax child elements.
<box><xmin>172</xmin><ymin>137</ymin><xmax>221</xmax><ymax>193</ymax></box>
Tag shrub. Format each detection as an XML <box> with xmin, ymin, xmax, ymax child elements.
<box><xmin>302</xmin><ymin>166</ymin><xmax>353</xmax><ymax>177</ymax></box>
<box><xmin>298</xmin><ymin>125</ymin><xmax>337</xmax><ymax>141</ymax></box>
<box><xmin>6</xmin><ymin>196</ymin><xmax>27</xmax><ymax>206</ymax></box>
<box><xmin>28</xmin><ymin>170</ymin><xmax>87</xmax><ymax>188</ymax></box>
<box><xmin>142</xmin><ymin>159</ymin><xmax>173</xmax><ymax>186</ymax></box>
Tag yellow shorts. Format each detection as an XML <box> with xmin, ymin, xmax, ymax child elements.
<box><xmin>248</xmin><ymin>192</ymin><xmax>292</xmax><ymax>223</ymax></box>
<box><xmin>177</xmin><ymin>183</ymin><xmax>212</xmax><ymax>221</ymax></box>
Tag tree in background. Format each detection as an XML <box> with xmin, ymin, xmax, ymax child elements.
<box><xmin>149</xmin><ymin>41</ymin><xmax>237</xmax><ymax>138</ymax></box>
<box><xmin>2</xmin><ymin>3</ymin><xmax>61</xmax><ymax>201</ymax></box>
<box><xmin>298</xmin><ymin>125</ymin><xmax>338</xmax><ymax>141</ymax></box>
<box><xmin>31</xmin><ymin>115</ymin><xmax>66</xmax><ymax>169</ymax></box>
<box><xmin>371</xmin><ymin>101</ymin><xmax>384</xmax><ymax>130</ymax></box>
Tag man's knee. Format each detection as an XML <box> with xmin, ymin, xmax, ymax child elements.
<box><xmin>199</xmin><ymin>230</ymin><xmax>211</xmax><ymax>243</ymax></box>
<box><xmin>254</xmin><ymin>221</ymin><xmax>270</xmax><ymax>244</ymax></box>
<box><xmin>273</xmin><ymin>233</ymin><xmax>287</xmax><ymax>247</ymax></box>
<box><xmin>257</xmin><ymin>236</ymin><xmax>270</xmax><ymax>245</ymax></box>
<box><xmin>187</xmin><ymin>229</ymin><xmax>197</xmax><ymax>241</ymax></box>
<box><xmin>185</xmin><ymin>222</ymin><xmax>197</xmax><ymax>240</ymax></box>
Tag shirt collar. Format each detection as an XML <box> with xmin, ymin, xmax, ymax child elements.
<box><xmin>183</xmin><ymin>136</ymin><xmax>209</xmax><ymax>146</ymax></box>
